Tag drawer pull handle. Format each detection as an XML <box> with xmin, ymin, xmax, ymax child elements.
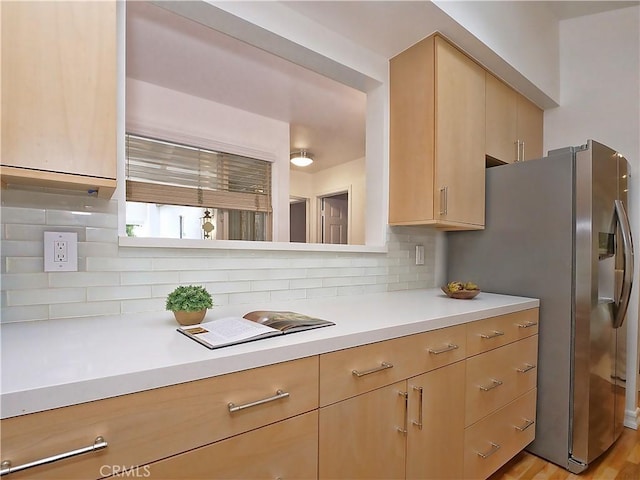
<box><xmin>516</xmin><ymin>363</ymin><xmax>537</xmax><ymax>373</ymax></box>
<box><xmin>228</xmin><ymin>389</ymin><xmax>290</xmax><ymax>413</ymax></box>
<box><xmin>427</xmin><ymin>343</ymin><xmax>459</xmax><ymax>355</ymax></box>
<box><xmin>0</xmin><ymin>436</ymin><xmax>107</xmax><ymax>477</ymax></box>
<box><xmin>479</xmin><ymin>379</ymin><xmax>503</xmax><ymax>391</ymax></box>
<box><xmin>515</xmin><ymin>418</ymin><xmax>535</xmax><ymax>431</ymax></box>
<box><xmin>397</xmin><ymin>391</ymin><xmax>409</xmax><ymax>434</ymax></box>
<box><xmin>517</xmin><ymin>321</ymin><xmax>538</xmax><ymax>328</ymax></box>
<box><xmin>480</xmin><ymin>330</ymin><xmax>504</xmax><ymax>339</ymax></box>
<box><xmin>477</xmin><ymin>442</ymin><xmax>501</xmax><ymax>459</ymax></box>
<box><xmin>412</xmin><ymin>385</ymin><xmax>424</xmax><ymax>430</ymax></box>
<box><xmin>352</xmin><ymin>361</ymin><xmax>393</xmax><ymax>377</ymax></box>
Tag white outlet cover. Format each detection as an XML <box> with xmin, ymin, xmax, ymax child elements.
<box><xmin>44</xmin><ymin>232</ymin><xmax>78</xmax><ymax>272</ymax></box>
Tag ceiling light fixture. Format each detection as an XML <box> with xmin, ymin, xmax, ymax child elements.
<box><xmin>290</xmin><ymin>150</ymin><xmax>314</xmax><ymax>167</ymax></box>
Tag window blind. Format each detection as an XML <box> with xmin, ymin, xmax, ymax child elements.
<box><xmin>125</xmin><ymin>134</ymin><xmax>272</xmax><ymax>213</ymax></box>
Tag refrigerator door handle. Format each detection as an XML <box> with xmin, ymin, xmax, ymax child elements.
<box><xmin>613</xmin><ymin>199</ymin><xmax>634</xmax><ymax>328</ymax></box>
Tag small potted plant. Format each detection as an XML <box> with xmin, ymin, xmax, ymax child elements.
<box><xmin>166</xmin><ymin>285</ymin><xmax>214</xmax><ymax>326</ymax></box>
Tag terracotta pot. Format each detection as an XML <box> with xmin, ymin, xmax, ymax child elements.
<box><xmin>173</xmin><ymin>309</ymin><xmax>206</xmax><ymax>326</ymax></box>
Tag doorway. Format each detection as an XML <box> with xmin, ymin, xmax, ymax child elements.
<box><xmin>290</xmin><ymin>197</ymin><xmax>309</xmax><ymax>243</ymax></box>
<box><xmin>319</xmin><ymin>192</ymin><xmax>349</xmax><ymax>244</ymax></box>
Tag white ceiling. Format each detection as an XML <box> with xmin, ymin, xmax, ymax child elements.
<box><xmin>126</xmin><ymin>1</ymin><xmax>638</xmax><ymax>173</ymax></box>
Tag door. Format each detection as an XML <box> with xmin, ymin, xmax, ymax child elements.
<box><xmin>321</xmin><ymin>193</ymin><xmax>348</xmax><ymax>244</ymax></box>
<box><xmin>318</xmin><ymin>382</ymin><xmax>407</xmax><ymax>479</ymax></box>
<box><xmin>406</xmin><ymin>362</ymin><xmax>465</xmax><ymax>480</ymax></box>
<box><xmin>290</xmin><ymin>198</ymin><xmax>308</xmax><ymax>243</ymax></box>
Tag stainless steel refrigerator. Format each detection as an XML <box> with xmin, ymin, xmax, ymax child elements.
<box><xmin>446</xmin><ymin>140</ymin><xmax>634</xmax><ymax>473</ymax></box>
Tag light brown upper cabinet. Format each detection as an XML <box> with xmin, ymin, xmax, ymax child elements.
<box><xmin>390</xmin><ymin>34</ymin><xmax>486</xmax><ymax>230</ymax></box>
<box><xmin>486</xmin><ymin>73</ymin><xmax>543</xmax><ymax>164</ymax></box>
<box><xmin>0</xmin><ymin>1</ymin><xmax>117</xmax><ymax>198</ymax></box>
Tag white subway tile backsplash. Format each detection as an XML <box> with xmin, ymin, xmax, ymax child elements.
<box><xmin>178</xmin><ymin>270</ymin><xmax>229</xmax><ymax>283</ymax></box>
<box><xmin>122</xmin><ymin>271</ymin><xmax>180</xmax><ymax>286</ymax></box>
<box><xmin>7</xmin><ymin>287</ymin><xmax>86</xmax><ymax>306</ymax></box>
<box><xmin>50</xmin><ymin>300</ymin><xmax>121</xmax><ymax>319</ymax></box>
<box><xmin>86</xmin><ymin>257</ymin><xmax>153</xmax><ymax>272</ymax></box>
<box><xmin>5</xmin><ymin>257</ymin><xmax>44</xmax><ymax>274</ymax></box>
<box><xmin>1</xmin><ymin>190</ymin><xmax>440</xmax><ymax>323</ymax></box>
<box><xmin>0</xmin><ymin>206</ymin><xmax>46</xmax><ymax>225</ymax></box>
<box><xmin>46</xmin><ymin>210</ymin><xmax>117</xmax><ymax>229</ymax></box>
<box><xmin>1</xmin><ymin>240</ymin><xmax>43</xmax><ymax>257</ymax></box>
<box><xmin>289</xmin><ymin>278</ymin><xmax>323</xmax><ymax>289</ymax></box>
<box><xmin>206</xmin><ymin>281</ymin><xmax>253</xmax><ymax>295</ymax></box>
<box><xmin>228</xmin><ymin>291</ymin><xmax>271</xmax><ymax>305</ymax></box>
<box><xmin>50</xmin><ymin>272</ymin><xmax>121</xmax><ymax>288</ymax></box>
<box><xmin>121</xmin><ymin>297</ymin><xmax>168</xmax><ymax>315</ymax></box>
<box><xmin>86</xmin><ymin>227</ymin><xmax>119</xmax><ymax>243</ymax></box>
<box><xmin>0</xmin><ymin>304</ymin><xmax>49</xmax><ymax>323</ymax></box>
<box><xmin>87</xmin><ymin>285</ymin><xmax>151</xmax><ymax>302</ymax></box>
<box><xmin>250</xmin><ymin>279</ymin><xmax>290</xmax><ymax>292</ymax></box>
<box><xmin>269</xmin><ymin>288</ymin><xmax>307</xmax><ymax>302</ymax></box>
<box><xmin>2</xmin><ymin>273</ymin><xmax>49</xmax><ymax>290</ymax></box>
<box><xmin>306</xmin><ymin>287</ymin><xmax>339</xmax><ymax>298</ymax></box>
<box><xmin>79</xmin><ymin>242</ymin><xmax>119</xmax><ymax>258</ymax></box>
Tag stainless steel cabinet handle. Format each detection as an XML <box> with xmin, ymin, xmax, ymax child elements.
<box><xmin>412</xmin><ymin>385</ymin><xmax>423</xmax><ymax>430</ymax></box>
<box><xmin>515</xmin><ymin>418</ymin><xmax>535</xmax><ymax>432</ymax></box>
<box><xmin>521</xmin><ymin>140</ymin><xmax>525</xmax><ymax>161</ymax></box>
<box><xmin>427</xmin><ymin>343</ymin><xmax>459</xmax><ymax>355</ymax></box>
<box><xmin>517</xmin><ymin>321</ymin><xmax>538</xmax><ymax>328</ymax></box>
<box><xmin>477</xmin><ymin>442</ymin><xmax>501</xmax><ymax>459</ymax></box>
<box><xmin>479</xmin><ymin>330</ymin><xmax>504</xmax><ymax>339</ymax></box>
<box><xmin>0</xmin><ymin>436</ymin><xmax>107</xmax><ymax>476</ymax></box>
<box><xmin>439</xmin><ymin>186</ymin><xmax>448</xmax><ymax>216</ymax></box>
<box><xmin>397</xmin><ymin>391</ymin><xmax>408</xmax><ymax>434</ymax></box>
<box><xmin>613</xmin><ymin>199</ymin><xmax>634</xmax><ymax>328</ymax></box>
<box><xmin>479</xmin><ymin>379</ymin><xmax>503</xmax><ymax>391</ymax></box>
<box><xmin>516</xmin><ymin>363</ymin><xmax>536</xmax><ymax>373</ymax></box>
<box><xmin>228</xmin><ymin>389</ymin><xmax>290</xmax><ymax>413</ymax></box>
<box><xmin>352</xmin><ymin>361</ymin><xmax>393</xmax><ymax>377</ymax></box>
<box><xmin>515</xmin><ymin>140</ymin><xmax>521</xmax><ymax>162</ymax></box>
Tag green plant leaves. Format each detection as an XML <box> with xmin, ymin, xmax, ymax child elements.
<box><xmin>165</xmin><ymin>285</ymin><xmax>214</xmax><ymax>312</ymax></box>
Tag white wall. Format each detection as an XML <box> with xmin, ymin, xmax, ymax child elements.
<box><xmin>126</xmin><ymin>78</ymin><xmax>291</xmax><ymax>241</ymax></box>
<box><xmin>433</xmin><ymin>0</ymin><xmax>560</xmax><ymax>105</ymax></box>
<box><xmin>544</xmin><ymin>6</ymin><xmax>640</xmax><ymax>427</ymax></box>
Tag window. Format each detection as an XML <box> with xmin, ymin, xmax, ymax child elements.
<box><xmin>125</xmin><ymin>134</ymin><xmax>272</xmax><ymax>241</ymax></box>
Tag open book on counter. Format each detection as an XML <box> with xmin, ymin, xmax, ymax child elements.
<box><xmin>177</xmin><ymin>310</ymin><xmax>335</xmax><ymax>350</ymax></box>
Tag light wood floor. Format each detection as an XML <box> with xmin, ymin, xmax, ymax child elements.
<box><xmin>488</xmin><ymin>426</ymin><xmax>640</xmax><ymax>480</ymax></box>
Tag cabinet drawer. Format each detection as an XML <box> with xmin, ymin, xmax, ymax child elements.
<box><xmin>466</xmin><ymin>308</ymin><xmax>538</xmax><ymax>356</ymax></box>
<box><xmin>142</xmin><ymin>411</ymin><xmax>318</xmax><ymax>479</ymax></box>
<box><xmin>464</xmin><ymin>389</ymin><xmax>537</xmax><ymax>480</ymax></box>
<box><xmin>0</xmin><ymin>356</ymin><xmax>318</xmax><ymax>479</ymax></box>
<box><xmin>319</xmin><ymin>325</ymin><xmax>466</xmax><ymax>407</ymax></box>
<box><xmin>465</xmin><ymin>335</ymin><xmax>537</xmax><ymax>426</ymax></box>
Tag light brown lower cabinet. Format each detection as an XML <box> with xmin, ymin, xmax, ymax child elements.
<box><xmin>1</xmin><ymin>308</ymin><xmax>538</xmax><ymax>480</ymax></box>
<box><xmin>318</xmin><ymin>361</ymin><xmax>466</xmax><ymax>480</ymax></box>
<box><xmin>138</xmin><ymin>411</ymin><xmax>318</xmax><ymax>480</ymax></box>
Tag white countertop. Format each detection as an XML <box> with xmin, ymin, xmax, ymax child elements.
<box><xmin>0</xmin><ymin>288</ymin><xmax>538</xmax><ymax>419</ymax></box>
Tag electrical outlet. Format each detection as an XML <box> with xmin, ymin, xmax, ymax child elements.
<box><xmin>44</xmin><ymin>232</ymin><xmax>78</xmax><ymax>272</ymax></box>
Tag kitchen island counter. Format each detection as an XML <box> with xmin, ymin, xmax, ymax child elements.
<box><xmin>1</xmin><ymin>288</ymin><xmax>538</xmax><ymax>419</ymax></box>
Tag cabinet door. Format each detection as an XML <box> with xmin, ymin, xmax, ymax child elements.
<box><xmin>142</xmin><ymin>411</ymin><xmax>318</xmax><ymax>480</ymax></box>
<box><xmin>407</xmin><ymin>361</ymin><xmax>466</xmax><ymax>480</ymax></box>
<box><xmin>517</xmin><ymin>94</ymin><xmax>544</xmax><ymax>161</ymax></box>
<box><xmin>319</xmin><ymin>381</ymin><xmax>407</xmax><ymax>479</ymax></box>
<box><xmin>435</xmin><ymin>36</ymin><xmax>486</xmax><ymax>228</ymax></box>
<box><xmin>486</xmin><ymin>73</ymin><xmax>518</xmax><ymax>164</ymax></box>
<box><xmin>1</xmin><ymin>1</ymin><xmax>116</xmax><ymax>179</ymax></box>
